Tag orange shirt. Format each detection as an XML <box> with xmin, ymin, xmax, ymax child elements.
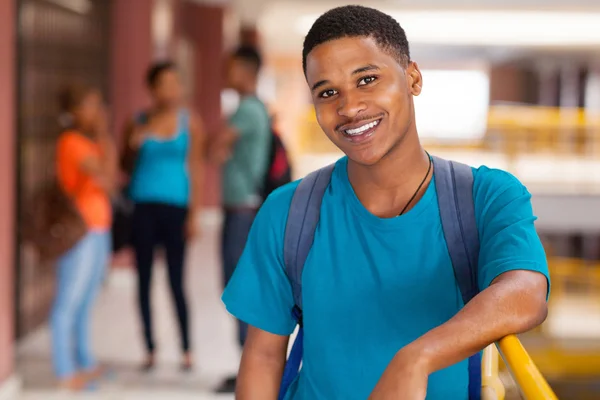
<box><xmin>56</xmin><ymin>131</ymin><xmax>112</xmax><ymax>231</ymax></box>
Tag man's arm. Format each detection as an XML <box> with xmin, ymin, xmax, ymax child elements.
<box><xmin>370</xmin><ymin>169</ymin><xmax>550</xmax><ymax>399</ymax></box>
<box><xmin>370</xmin><ymin>270</ymin><xmax>547</xmax><ymax>399</ymax></box>
<box><xmin>403</xmin><ymin>269</ymin><xmax>546</xmax><ymax>371</ymax></box>
<box><xmin>236</xmin><ymin>326</ymin><xmax>289</xmax><ymax>400</ymax></box>
<box><xmin>207</xmin><ymin>100</ymin><xmax>267</xmax><ymax>165</ymax></box>
<box><xmin>207</xmin><ymin>124</ymin><xmax>238</xmax><ymax>165</ymax></box>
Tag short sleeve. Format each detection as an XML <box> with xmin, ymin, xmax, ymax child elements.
<box><xmin>228</xmin><ymin>98</ymin><xmax>267</xmax><ymax>137</ymax></box>
<box><xmin>473</xmin><ymin>167</ymin><xmax>550</xmax><ymax>296</ymax></box>
<box><xmin>221</xmin><ymin>183</ymin><xmax>299</xmax><ymax>336</ymax></box>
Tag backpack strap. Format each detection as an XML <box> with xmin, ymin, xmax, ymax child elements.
<box><xmin>284</xmin><ymin>163</ymin><xmax>336</xmax><ymax>315</ymax></box>
<box><xmin>432</xmin><ymin>156</ymin><xmax>481</xmax><ymax>400</ymax></box>
<box><xmin>432</xmin><ymin>156</ymin><xmax>479</xmax><ymax>303</ymax></box>
<box><xmin>278</xmin><ymin>163</ymin><xmax>335</xmax><ymax>400</ymax></box>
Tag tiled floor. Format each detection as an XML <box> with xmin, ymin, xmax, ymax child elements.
<box><xmin>17</xmin><ymin>215</ymin><xmax>238</xmax><ymax>399</ymax></box>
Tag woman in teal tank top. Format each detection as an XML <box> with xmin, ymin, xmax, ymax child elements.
<box><xmin>121</xmin><ymin>61</ymin><xmax>205</xmax><ymax>373</ymax></box>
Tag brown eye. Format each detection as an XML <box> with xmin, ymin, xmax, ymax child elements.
<box><xmin>358</xmin><ymin>76</ymin><xmax>377</xmax><ymax>86</ymax></box>
<box><xmin>320</xmin><ymin>89</ymin><xmax>337</xmax><ymax>98</ymax></box>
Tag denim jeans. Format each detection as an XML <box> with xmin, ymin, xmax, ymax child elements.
<box><xmin>221</xmin><ymin>208</ymin><xmax>257</xmax><ymax>348</ymax></box>
<box><xmin>50</xmin><ymin>231</ymin><xmax>111</xmax><ymax>379</ymax></box>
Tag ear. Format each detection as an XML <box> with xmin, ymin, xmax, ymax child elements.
<box><xmin>406</xmin><ymin>61</ymin><xmax>423</xmax><ymax>96</ymax></box>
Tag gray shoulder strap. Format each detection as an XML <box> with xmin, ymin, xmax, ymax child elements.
<box><xmin>432</xmin><ymin>156</ymin><xmax>480</xmax><ymax>305</ymax></box>
<box><xmin>284</xmin><ymin>164</ymin><xmax>336</xmax><ymax>311</ymax></box>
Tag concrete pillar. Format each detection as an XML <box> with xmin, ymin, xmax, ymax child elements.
<box><xmin>0</xmin><ymin>0</ymin><xmax>16</xmax><ymax>388</ymax></box>
<box><xmin>489</xmin><ymin>64</ymin><xmax>529</xmax><ymax>104</ymax></box>
<box><xmin>110</xmin><ymin>0</ymin><xmax>153</xmax><ymax>140</ymax></box>
<box><xmin>182</xmin><ymin>2</ymin><xmax>224</xmax><ymax>207</ymax></box>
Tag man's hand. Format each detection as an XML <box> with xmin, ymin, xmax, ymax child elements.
<box><xmin>206</xmin><ymin>124</ymin><xmax>238</xmax><ymax>165</ymax></box>
<box><xmin>368</xmin><ymin>350</ymin><xmax>428</xmax><ymax>400</ymax></box>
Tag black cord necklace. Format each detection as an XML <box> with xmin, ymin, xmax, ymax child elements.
<box><xmin>398</xmin><ymin>152</ymin><xmax>432</xmax><ymax>216</ymax></box>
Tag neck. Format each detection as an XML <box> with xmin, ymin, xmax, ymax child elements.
<box><xmin>73</xmin><ymin>128</ymin><xmax>95</xmax><ymax>141</ymax></box>
<box><xmin>238</xmin><ymin>83</ymin><xmax>257</xmax><ymax>97</ymax></box>
<box><xmin>347</xmin><ymin>133</ymin><xmax>432</xmax><ymax>218</ymax></box>
<box><xmin>154</xmin><ymin>102</ymin><xmax>179</xmax><ymax>113</ymax></box>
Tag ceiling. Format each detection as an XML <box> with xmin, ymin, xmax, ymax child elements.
<box><xmin>246</xmin><ymin>0</ymin><xmax>600</xmax><ymax>64</ymax></box>
<box><xmin>260</xmin><ymin>0</ymin><xmax>600</xmax><ymax>9</ymax></box>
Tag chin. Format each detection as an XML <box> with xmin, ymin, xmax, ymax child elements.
<box><xmin>342</xmin><ymin>146</ymin><xmax>388</xmax><ymax>167</ymax></box>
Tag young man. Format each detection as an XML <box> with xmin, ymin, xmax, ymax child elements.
<box><xmin>211</xmin><ymin>46</ymin><xmax>272</xmax><ymax>393</ymax></box>
<box><xmin>222</xmin><ymin>6</ymin><xmax>549</xmax><ymax>400</ymax></box>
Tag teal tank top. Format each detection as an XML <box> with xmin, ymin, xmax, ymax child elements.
<box><xmin>128</xmin><ymin>109</ymin><xmax>190</xmax><ymax>207</ymax></box>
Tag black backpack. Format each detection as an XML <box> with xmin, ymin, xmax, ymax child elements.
<box><xmin>261</xmin><ymin>129</ymin><xmax>292</xmax><ymax>199</ymax></box>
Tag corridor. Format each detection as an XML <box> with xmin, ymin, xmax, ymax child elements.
<box><xmin>17</xmin><ymin>213</ymin><xmax>238</xmax><ymax>399</ymax></box>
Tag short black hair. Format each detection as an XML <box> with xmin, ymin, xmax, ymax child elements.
<box><xmin>232</xmin><ymin>45</ymin><xmax>262</xmax><ymax>74</ymax></box>
<box><xmin>146</xmin><ymin>61</ymin><xmax>176</xmax><ymax>88</ymax></box>
<box><xmin>302</xmin><ymin>5</ymin><xmax>410</xmax><ymax>74</ymax></box>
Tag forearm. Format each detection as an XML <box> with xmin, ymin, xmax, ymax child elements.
<box><xmin>207</xmin><ymin>126</ymin><xmax>238</xmax><ymax>164</ymax></box>
<box><xmin>102</xmin><ymin>151</ymin><xmax>118</xmax><ymax>192</ymax></box>
<box><xmin>403</xmin><ymin>271</ymin><xmax>548</xmax><ymax>375</ymax></box>
<box><xmin>96</xmin><ymin>132</ymin><xmax>118</xmax><ymax>192</ymax></box>
<box><xmin>236</xmin><ymin>347</ymin><xmax>286</xmax><ymax>400</ymax></box>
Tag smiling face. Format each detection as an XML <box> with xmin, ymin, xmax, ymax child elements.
<box><xmin>305</xmin><ymin>36</ymin><xmax>423</xmax><ymax>166</ymax></box>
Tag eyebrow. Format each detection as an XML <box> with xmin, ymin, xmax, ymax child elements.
<box><xmin>352</xmin><ymin>64</ymin><xmax>380</xmax><ymax>75</ymax></box>
<box><xmin>310</xmin><ymin>64</ymin><xmax>381</xmax><ymax>93</ymax></box>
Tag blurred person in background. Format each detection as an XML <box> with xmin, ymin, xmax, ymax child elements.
<box><xmin>51</xmin><ymin>83</ymin><xmax>117</xmax><ymax>390</ymax></box>
<box><xmin>120</xmin><ymin>61</ymin><xmax>205</xmax><ymax>373</ymax></box>
<box><xmin>209</xmin><ymin>45</ymin><xmax>272</xmax><ymax>393</ymax></box>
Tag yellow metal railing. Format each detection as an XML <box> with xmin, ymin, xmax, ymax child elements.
<box><xmin>482</xmin><ymin>336</ymin><xmax>558</xmax><ymax>400</ymax></box>
<box><xmin>482</xmin><ymin>345</ymin><xmax>505</xmax><ymax>400</ymax></box>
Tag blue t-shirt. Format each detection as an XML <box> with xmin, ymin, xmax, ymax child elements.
<box><xmin>128</xmin><ymin>109</ymin><xmax>190</xmax><ymax>207</ymax></box>
<box><xmin>222</xmin><ymin>156</ymin><xmax>549</xmax><ymax>400</ymax></box>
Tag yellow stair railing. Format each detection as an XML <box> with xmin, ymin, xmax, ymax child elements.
<box><xmin>482</xmin><ymin>344</ymin><xmax>505</xmax><ymax>400</ymax></box>
<box><xmin>482</xmin><ymin>335</ymin><xmax>558</xmax><ymax>399</ymax></box>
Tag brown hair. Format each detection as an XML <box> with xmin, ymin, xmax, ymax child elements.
<box><xmin>58</xmin><ymin>82</ymin><xmax>95</xmax><ymax>113</ymax></box>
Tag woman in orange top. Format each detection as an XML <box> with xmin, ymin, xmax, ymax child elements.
<box><xmin>50</xmin><ymin>83</ymin><xmax>117</xmax><ymax>391</ymax></box>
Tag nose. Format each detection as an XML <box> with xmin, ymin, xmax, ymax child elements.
<box><xmin>337</xmin><ymin>92</ymin><xmax>367</xmax><ymax>119</ymax></box>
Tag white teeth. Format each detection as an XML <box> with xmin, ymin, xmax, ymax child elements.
<box><xmin>345</xmin><ymin>119</ymin><xmax>380</xmax><ymax>135</ymax></box>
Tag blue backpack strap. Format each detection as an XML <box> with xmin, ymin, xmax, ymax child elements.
<box><xmin>278</xmin><ymin>163</ymin><xmax>335</xmax><ymax>400</ymax></box>
<box><xmin>283</xmin><ymin>163</ymin><xmax>336</xmax><ymax>311</ymax></box>
<box><xmin>432</xmin><ymin>156</ymin><xmax>481</xmax><ymax>400</ymax></box>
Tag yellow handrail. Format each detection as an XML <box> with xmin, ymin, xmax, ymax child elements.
<box><xmin>482</xmin><ymin>344</ymin><xmax>505</xmax><ymax>400</ymax></box>
<box><xmin>497</xmin><ymin>335</ymin><xmax>558</xmax><ymax>400</ymax></box>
